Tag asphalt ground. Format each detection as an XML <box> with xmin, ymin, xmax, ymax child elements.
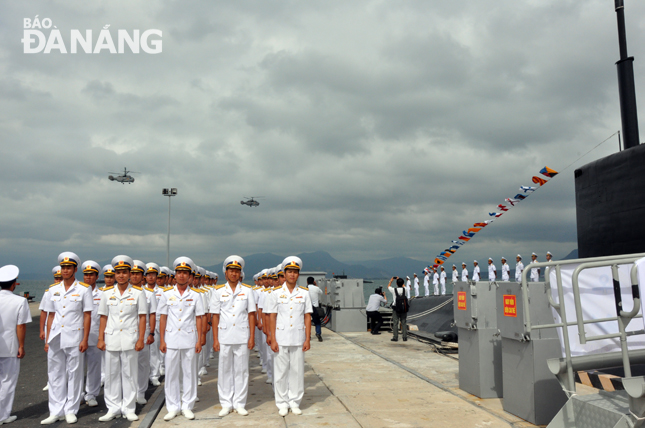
<box><xmin>10</xmin><ymin>312</ymin><xmax>160</xmax><ymax>427</ymax></box>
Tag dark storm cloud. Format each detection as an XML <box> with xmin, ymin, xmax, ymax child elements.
<box><xmin>1</xmin><ymin>0</ymin><xmax>644</xmax><ymax>274</ymax></box>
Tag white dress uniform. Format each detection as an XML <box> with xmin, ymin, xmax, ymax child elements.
<box><xmin>439</xmin><ymin>270</ymin><xmax>447</xmax><ymax>295</ymax></box>
<box><xmin>258</xmin><ymin>286</ymin><xmax>273</xmax><ymax>381</ymax></box>
<box><xmin>264</xmin><ymin>282</ymin><xmax>313</xmax><ymax>411</ymax></box>
<box><xmin>423</xmin><ymin>274</ymin><xmax>430</xmax><ymax>296</ymax></box>
<box><xmin>137</xmin><ymin>284</ymin><xmax>157</xmax><ymax>401</ymax></box>
<box><xmin>84</xmin><ymin>284</ymin><xmax>103</xmax><ymax>403</ymax></box>
<box><xmin>0</xmin><ymin>266</ymin><xmax>32</xmax><ymax>424</ymax></box>
<box><xmin>405</xmin><ymin>278</ymin><xmax>411</xmax><ymax>299</ymax></box>
<box><xmin>515</xmin><ymin>260</ymin><xmax>524</xmax><ymax>282</ymax></box>
<box><xmin>98</xmin><ymin>284</ymin><xmax>148</xmax><ymax>416</ymax></box>
<box><xmin>158</xmin><ymin>284</ymin><xmax>204</xmax><ymax>413</ymax></box>
<box><xmin>196</xmin><ymin>284</ymin><xmax>210</xmax><ymax>380</ymax></box>
<box><xmin>461</xmin><ymin>267</ymin><xmax>469</xmax><ymax>282</ymax></box>
<box><xmin>452</xmin><ymin>268</ymin><xmax>459</xmax><ymax>283</ymax></box>
<box><xmin>530</xmin><ymin>258</ymin><xmax>540</xmax><ymax>282</ymax></box>
<box><xmin>210</xmin><ymin>281</ymin><xmax>256</xmax><ymax>410</ymax></box>
<box><xmin>501</xmin><ymin>262</ymin><xmax>510</xmax><ymax>281</ymax></box>
<box><xmin>43</xmin><ymin>274</ymin><xmax>93</xmax><ymax>419</ymax></box>
<box><xmin>488</xmin><ymin>263</ymin><xmax>497</xmax><ymax>282</ymax></box>
<box><xmin>413</xmin><ymin>276</ymin><xmax>419</xmax><ymax>297</ymax></box>
<box><xmin>472</xmin><ymin>264</ymin><xmax>480</xmax><ymax>281</ymax></box>
<box><xmin>149</xmin><ymin>284</ymin><xmax>165</xmax><ymax>383</ymax></box>
<box><xmin>433</xmin><ymin>272</ymin><xmax>439</xmax><ymax>295</ymax></box>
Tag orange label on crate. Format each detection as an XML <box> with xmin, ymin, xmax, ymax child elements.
<box><xmin>503</xmin><ymin>295</ymin><xmax>517</xmax><ymax>317</ymax></box>
<box><xmin>457</xmin><ymin>291</ymin><xmax>467</xmax><ymax>310</ymax></box>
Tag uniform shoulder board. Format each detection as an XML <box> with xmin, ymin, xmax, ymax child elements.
<box><xmin>163</xmin><ymin>287</ymin><xmax>174</xmax><ymax>292</ymax></box>
<box><xmin>44</xmin><ymin>288</ymin><xmax>50</xmax><ymax>293</ymax></box>
<box><xmin>215</xmin><ymin>284</ymin><xmax>226</xmax><ymax>290</ymax></box>
<box><xmin>299</xmin><ymin>286</ymin><xmax>308</xmax><ymax>291</ymax></box>
<box><xmin>190</xmin><ymin>287</ymin><xmax>200</xmax><ymax>293</ymax></box>
<box><xmin>79</xmin><ymin>282</ymin><xmax>90</xmax><ymax>288</ymax></box>
<box><xmin>102</xmin><ymin>286</ymin><xmax>114</xmax><ymax>292</ymax></box>
<box><xmin>144</xmin><ymin>286</ymin><xmax>155</xmax><ymax>292</ymax></box>
<box><xmin>48</xmin><ymin>283</ymin><xmax>58</xmax><ymax>288</ymax></box>
<box><xmin>132</xmin><ymin>285</ymin><xmax>143</xmax><ymax>291</ymax></box>
<box><xmin>242</xmin><ymin>283</ymin><xmax>252</xmax><ymax>288</ymax></box>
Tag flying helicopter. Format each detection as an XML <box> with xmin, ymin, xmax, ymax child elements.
<box><xmin>241</xmin><ymin>196</ymin><xmax>263</xmax><ymax>207</ymax></box>
<box><xmin>108</xmin><ymin>167</ymin><xmax>138</xmax><ymax>184</ymax></box>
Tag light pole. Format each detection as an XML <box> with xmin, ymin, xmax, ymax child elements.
<box><xmin>162</xmin><ymin>188</ymin><xmax>178</xmax><ymax>267</ymax></box>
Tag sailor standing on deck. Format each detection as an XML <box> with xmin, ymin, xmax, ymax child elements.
<box><xmin>100</xmin><ymin>265</ymin><xmax>116</xmax><ymax>387</ymax></box>
<box><xmin>39</xmin><ymin>267</ymin><xmax>63</xmax><ymax>393</ymax></box>
<box><xmin>404</xmin><ymin>277</ymin><xmax>411</xmax><ymax>299</ymax></box>
<box><xmin>440</xmin><ymin>266</ymin><xmax>447</xmax><ymax>295</ymax></box>
<box><xmin>432</xmin><ymin>269</ymin><xmax>439</xmax><ymax>295</ymax></box>
<box><xmin>423</xmin><ymin>271</ymin><xmax>430</xmax><ymax>296</ymax></box>
<box><xmin>135</xmin><ymin>262</ymin><xmax>158</xmax><ymax>404</ymax></box>
<box><xmin>81</xmin><ymin>260</ymin><xmax>102</xmax><ymax>408</ymax></box>
<box><xmin>529</xmin><ymin>253</ymin><xmax>540</xmax><ymax>282</ymax></box>
<box><xmin>546</xmin><ymin>251</ymin><xmax>553</xmax><ymax>262</ymax></box>
<box><xmin>211</xmin><ymin>256</ymin><xmax>256</xmax><ymax>417</ymax></box>
<box><xmin>307</xmin><ymin>277</ymin><xmax>324</xmax><ymax>342</ymax></box>
<box><xmin>461</xmin><ymin>263</ymin><xmax>469</xmax><ymax>282</ymax></box>
<box><xmin>451</xmin><ymin>265</ymin><xmax>459</xmax><ymax>283</ymax></box>
<box><xmin>487</xmin><ymin>258</ymin><xmax>497</xmax><ymax>282</ymax></box>
<box><xmin>41</xmin><ymin>252</ymin><xmax>93</xmax><ymax>425</ymax></box>
<box><xmin>150</xmin><ymin>266</ymin><xmax>169</xmax><ymax>384</ymax></box>
<box><xmin>97</xmin><ymin>255</ymin><xmax>147</xmax><ymax>422</ymax></box>
<box><xmin>500</xmin><ymin>258</ymin><xmax>510</xmax><ymax>282</ymax></box>
<box><xmin>0</xmin><ymin>265</ymin><xmax>32</xmax><ymax>426</ymax></box>
<box><xmin>472</xmin><ymin>261</ymin><xmax>480</xmax><ymax>282</ymax></box>
<box><xmin>158</xmin><ymin>257</ymin><xmax>204</xmax><ymax>421</ymax></box>
<box><xmin>515</xmin><ymin>255</ymin><xmax>524</xmax><ymax>283</ymax></box>
<box><xmin>265</xmin><ymin>256</ymin><xmax>313</xmax><ymax>417</ymax></box>
<box><xmin>413</xmin><ymin>274</ymin><xmax>419</xmax><ymax>297</ymax></box>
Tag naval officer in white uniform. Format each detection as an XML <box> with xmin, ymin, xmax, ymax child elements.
<box><xmin>500</xmin><ymin>258</ymin><xmax>510</xmax><ymax>282</ymax></box>
<box><xmin>515</xmin><ymin>255</ymin><xmax>524</xmax><ymax>282</ymax></box>
<box><xmin>134</xmin><ymin>261</ymin><xmax>157</xmax><ymax>405</ymax></box>
<box><xmin>439</xmin><ymin>266</ymin><xmax>447</xmax><ymax>295</ymax></box>
<box><xmin>451</xmin><ymin>265</ymin><xmax>459</xmax><ymax>283</ymax></box>
<box><xmin>487</xmin><ymin>258</ymin><xmax>497</xmax><ymax>282</ymax></box>
<box><xmin>432</xmin><ymin>269</ymin><xmax>439</xmax><ymax>295</ymax></box>
<box><xmin>39</xmin><ymin>267</ymin><xmax>62</xmax><ymax>393</ymax></box>
<box><xmin>0</xmin><ymin>265</ymin><xmax>31</xmax><ymax>425</ymax></box>
<box><xmin>80</xmin><ymin>260</ymin><xmax>102</xmax><ymax>408</ymax></box>
<box><xmin>210</xmin><ymin>256</ymin><xmax>256</xmax><ymax>417</ymax></box>
<box><xmin>97</xmin><ymin>255</ymin><xmax>147</xmax><ymax>422</ymax></box>
<box><xmin>265</xmin><ymin>256</ymin><xmax>313</xmax><ymax>416</ymax></box>
<box><xmin>472</xmin><ymin>261</ymin><xmax>481</xmax><ymax>282</ymax></box>
<box><xmin>423</xmin><ymin>272</ymin><xmax>430</xmax><ymax>296</ymax></box>
<box><xmin>529</xmin><ymin>253</ymin><xmax>540</xmax><ymax>282</ymax></box>
<box><xmin>461</xmin><ymin>263</ymin><xmax>469</xmax><ymax>282</ymax></box>
<box><xmin>42</xmin><ymin>252</ymin><xmax>93</xmax><ymax>425</ymax></box>
<box><xmin>413</xmin><ymin>274</ymin><xmax>419</xmax><ymax>297</ymax></box>
<box><xmin>158</xmin><ymin>257</ymin><xmax>204</xmax><ymax>421</ymax></box>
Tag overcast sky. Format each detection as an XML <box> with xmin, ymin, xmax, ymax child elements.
<box><xmin>2</xmin><ymin>0</ymin><xmax>645</xmax><ymax>276</ymax></box>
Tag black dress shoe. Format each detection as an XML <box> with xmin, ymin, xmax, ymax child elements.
<box><xmin>391</xmin><ymin>338</ymin><xmax>398</xmax><ymax>342</ymax></box>
<box><xmin>317</xmin><ymin>334</ymin><xmax>323</xmax><ymax>342</ymax></box>
<box><xmin>403</xmin><ymin>338</ymin><xmax>407</xmax><ymax>341</ymax></box>
<box><xmin>372</xmin><ymin>332</ymin><xmax>381</xmax><ymax>335</ymax></box>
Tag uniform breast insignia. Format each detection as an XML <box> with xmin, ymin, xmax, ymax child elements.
<box><xmin>126</xmin><ymin>298</ymin><xmax>135</xmax><ymax>301</ymax></box>
<box><xmin>79</xmin><ymin>282</ymin><xmax>90</xmax><ymax>288</ymax></box>
<box><xmin>186</xmin><ymin>299</ymin><xmax>193</xmax><ymax>302</ymax></box>
<box><xmin>279</xmin><ymin>294</ymin><xmax>287</xmax><ymax>299</ymax></box>
<box><xmin>238</xmin><ymin>293</ymin><xmax>245</xmax><ymax>297</ymax></box>
<box><xmin>168</xmin><ymin>296</ymin><xmax>178</xmax><ymax>301</ymax></box>
<box><xmin>71</xmin><ymin>294</ymin><xmax>80</xmax><ymax>297</ymax></box>
<box><xmin>109</xmin><ymin>296</ymin><xmax>117</xmax><ymax>300</ymax></box>
<box><xmin>295</xmin><ymin>296</ymin><xmax>303</xmax><ymax>299</ymax></box>
<box><xmin>222</xmin><ymin>294</ymin><xmax>230</xmax><ymax>298</ymax></box>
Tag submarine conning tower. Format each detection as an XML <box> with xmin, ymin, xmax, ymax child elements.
<box><xmin>575</xmin><ymin>0</ymin><xmax>644</xmax><ymax>258</ymax></box>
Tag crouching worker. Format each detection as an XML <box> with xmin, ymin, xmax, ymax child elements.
<box><xmin>265</xmin><ymin>256</ymin><xmax>312</xmax><ymax>417</ymax></box>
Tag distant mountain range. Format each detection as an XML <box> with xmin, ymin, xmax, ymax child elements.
<box><xmin>204</xmin><ymin>251</ymin><xmax>432</xmax><ymax>279</ymax></box>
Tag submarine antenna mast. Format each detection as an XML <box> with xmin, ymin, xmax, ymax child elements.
<box><xmin>614</xmin><ymin>0</ymin><xmax>640</xmax><ymax>149</ymax></box>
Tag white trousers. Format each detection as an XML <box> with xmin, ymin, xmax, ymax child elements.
<box><xmin>267</xmin><ymin>346</ymin><xmax>274</xmax><ymax>380</ymax></box>
<box><xmin>424</xmin><ymin>285</ymin><xmax>430</xmax><ymax>296</ymax></box>
<box><xmin>434</xmin><ymin>283</ymin><xmax>439</xmax><ymax>295</ymax></box>
<box><xmin>440</xmin><ymin>282</ymin><xmax>446</xmax><ymax>295</ymax></box>
<box><xmin>273</xmin><ymin>345</ymin><xmax>304</xmax><ymax>409</ymax></box>
<box><xmin>137</xmin><ymin>344</ymin><xmax>150</xmax><ymax>399</ymax></box>
<box><xmin>164</xmin><ymin>348</ymin><xmax>197</xmax><ymax>412</ymax></box>
<box><xmin>47</xmin><ymin>335</ymin><xmax>84</xmax><ymax>417</ymax></box>
<box><xmin>206</xmin><ymin>330</ymin><xmax>214</xmax><ymax>361</ymax></box>
<box><xmin>149</xmin><ymin>337</ymin><xmax>161</xmax><ymax>381</ymax></box>
<box><xmin>84</xmin><ymin>346</ymin><xmax>102</xmax><ymax>401</ymax></box>
<box><xmin>0</xmin><ymin>357</ymin><xmax>20</xmax><ymax>421</ymax></box>
<box><xmin>104</xmin><ymin>349</ymin><xmax>138</xmax><ymax>416</ymax></box>
<box><xmin>259</xmin><ymin>332</ymin><xmax>267</xmax><ymax>370</ymax></box>
<box><xmin>218</xmin><ymin>344</ymin><xmax>249</xmax><ymax>409</ymax></box>
<box><xmin>414</xmin><ymin>286</ymin><xmax>419</xmax><ymax>297</ymax></box>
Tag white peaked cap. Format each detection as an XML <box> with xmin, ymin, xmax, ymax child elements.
<box><xmin>131</xmin><ymin>260</ymin><xmax>146</xmax><ymax>273</ymax></box>
<box><xmin>81</xmin><ymin>260</ymin><xmax>101</xmax><ymax>274</ymax></box>
<box><xmin>112</xmin><ymin>255</ymin><xmax>134</xmax><ymax>270</ymax></box>
<box><xmin>223</xmin><ymin>255</ymin><xmax>244</xmax><ymax>273</ymax></box>
<box><xmin>0</xmin><ymin>265</ymin><xmax>19</xmax><ymax>282</ymax></box>
<box><xmin>282</xmin><ymin>256</ymin><xmax>302</xmax><ymax>271</ymax></box>
<box><xmin>52</xmin><ymin>266</ymin><xmax>62</xmax><ymax>276</ymax></box>
<box><xmin>146</xmin><ymin>263</ymin><xmax>160</xmax><ymax>274</ymax></box>
<box><xmin>102</xmin><ymin>265</ymin><xmax>115</xmax><ymax>275</ymax></box>
<box><xmin>173</xmin><ymin>257</ymin><xmax>195</xmax><ymax>272</ymax></box>
<box><xmin>58</xmin><ymin>251</ymin><xmax>80</xmax><ymax>267</ymax></box>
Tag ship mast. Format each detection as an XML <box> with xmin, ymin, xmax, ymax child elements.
<box><xmin>614</xmin><ymin>0</ymin><xmax>640</xmax><ymax>149</ymax></box>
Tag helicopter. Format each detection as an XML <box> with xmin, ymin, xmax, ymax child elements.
<box><xmin>108</xmin><ymin>167</ymin><xmax>138</xmax><ymax>184</ymax></box>
<box><xmin>241</xmin><ymin>196</ymin><xmax>263</xmax><ymax>207</ymax></box>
